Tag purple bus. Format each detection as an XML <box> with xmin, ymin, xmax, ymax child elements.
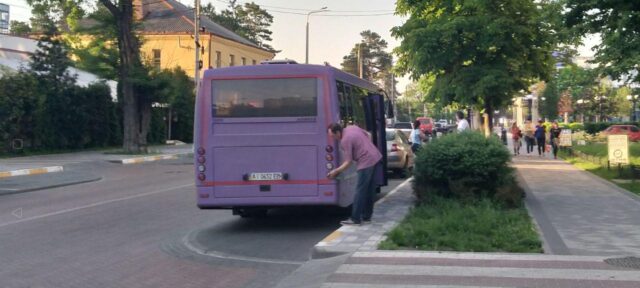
<box><xmin>194</xmin><ymin>61</ymin><xmax>391</xmax><ymax>217</ymax></box>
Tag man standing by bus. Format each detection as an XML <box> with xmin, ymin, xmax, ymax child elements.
<box><xmin>327</xmin><ymin>123</ymin><xmax>382</xmax><ymax>226</ymax></box>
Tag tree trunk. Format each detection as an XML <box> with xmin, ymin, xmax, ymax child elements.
<box><xmin>485</xmin><ymin>101</ymin><xmax>494</xmax><ymax>137</ymax></box>
<box><xmin>100</xmin><ymin>0</ymin><xmax>148</xmax><ymax>153</ymax></box>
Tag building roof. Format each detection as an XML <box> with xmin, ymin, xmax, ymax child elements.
<box><xmin>139</xmin><ymin>0</ymin><xmax>271</xmax><ymax>53</ymax></box>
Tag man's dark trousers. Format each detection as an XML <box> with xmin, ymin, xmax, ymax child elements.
<box><xmin>351</xmin><ymin>164</ymin><xmax>376</xmax><ymax>223</ymax></box>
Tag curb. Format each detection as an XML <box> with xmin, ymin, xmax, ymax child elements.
<box><xmin>111</xmin><ymin>154</ymin><xmax>184</xmax><ymax>165</ymax></box>
<box><xmin>0</xmin><ymin>166</ymin><xmax>64</xmax><ymax>179</ymax></box>
<box><xmin>311</xmin><ymin>177</ymin><xmax>414</xmax><ymax>259</ymax></box>
<box><xmin>0</xmin><ymin>176</ymin><xmax>102</xmax><ymax>196</ymax></box>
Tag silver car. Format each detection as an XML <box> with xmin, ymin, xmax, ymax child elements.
<box><xmin>386</xmin><ymin>129</ymin><xmax>414</xmax><ymax>175</ymax></box>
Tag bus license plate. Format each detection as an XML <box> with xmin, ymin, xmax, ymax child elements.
<box><xmin>249</xmin><ymin>173</ymin><xmax>283</xmax><ymax>181</ymax></box>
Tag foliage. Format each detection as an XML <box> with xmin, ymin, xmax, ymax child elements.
<box><xmin>564</xmin><ymin>0</ymin><xmax>640</xmax><ymax>84</ymax></box>
<box><xmin>147</xmin><ymin>67</ymin><xmax>196</xmax><ymax>143</ymax></box>
<box><xmin>201</xmin><ymin>1</ymin><xmax>276</xmax><ymax>51</ymax></box>
<box><xmin>379</xmin><ymin>196</ymin><xmax>541</xmax><ymax>253</ymax></box>
<box><xmin>568</xmin><ymin>122</ymin><xmax>584</xmax><ymax>131</ymax></box>
<box><xmin>68</xmin><ymin>5</ymin><xmax>119</xmax><ymax>80</ymax></box>
<box><xmin>9</xmin><ymin>21</ymin><xmax>32</xmax><ymax>35</ymax></box>
<box><xmin>0</xmin><ymin>73</ymin><xmax>119</xmax><ymax>154</ymax></box>
<box><xmin>340</xmin><ymin>30</ymin><xmax>394</xmax><ymax>95</ymax></box>
<box><xmin>26</xmin><ymin>0</ymin><xmax>85</xmax><ymax>32</ymax></box>
<box><xmin>413</xmin><ymin>131</ymin><xmax>517</xmax><ymax>205</ymax></box>
<box><xmin>540</xmin><ymin>80</ymin><xmax>559</xmax><ymax>119</ymax></box>
<box><xmin>393</xmin><ymin>0</ymin><xmax>557</xmax><ymax>127</ymax></box>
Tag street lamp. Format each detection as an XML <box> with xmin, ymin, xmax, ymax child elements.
<box><xmin>305</xmin><ymin>7</ymin><xmax>328</xmax><ymax>64</ymax></box>
<box><xmin>627</xmin><ymin>94</ymin><xmax>639</xmax><ymax>122</ymax></box>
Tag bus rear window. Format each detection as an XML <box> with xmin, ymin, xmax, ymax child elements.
<box><xmin>212</xmin><ymin>78</ymin><xmax>317</xmax><ymax>118</ymax></box>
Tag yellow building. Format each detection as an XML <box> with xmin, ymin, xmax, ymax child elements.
<box><xmin>134</xmin><ymin>0</ymin><xmax>274</xmax><ymax>74</ymax></box>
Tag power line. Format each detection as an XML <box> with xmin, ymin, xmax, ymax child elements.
<box><xmin>213</xmin><ymin>0</ymin><xmax>394</xmax><ymax>14</ymax></box>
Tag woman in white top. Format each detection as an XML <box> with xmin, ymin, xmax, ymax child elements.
<box><xmin>456</xmin><ymin>111</ymin><xmax>469</xmax><ymax>132</ymax></box>
<box><xmin>409</xmin><ymin>120</ymin><xmax>425</xmax><ymax>153</ymax></box>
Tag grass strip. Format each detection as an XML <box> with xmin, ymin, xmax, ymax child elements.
<box><xmin>559</xmin><ymin>149</ymin><xmax>640</xmax><ymax>196</ymax></box>
<box><xmin>379</xmin><ymin>196</ymin><xmax>542</xmax><ymax>253</ymax></box>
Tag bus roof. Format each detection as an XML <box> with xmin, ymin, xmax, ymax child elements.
<box><xmin>202</xmin><ymin>64</ymin><xmax>381</xmax><ymax>93</ymax></box>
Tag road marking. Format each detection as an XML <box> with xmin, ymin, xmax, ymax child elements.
<box><xmin>11</xmin><ymin>208</ymin><xmax>22</xmax><ymax>219</ymax></box>
<box><xmin>181</xmin><ymin>233</ymin><xmax>303</xmax><ymax>265</ymax></box>
<box><xmin>0</xmin><ymin>183</ymin><xmax>193</xmax><ymax>229</ymax></box>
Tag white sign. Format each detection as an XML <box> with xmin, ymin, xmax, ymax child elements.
<box><xmin>559</xmin><ymin>129</ymin><xmax>572</xmax><ymax>147</ymax></box>
<box><xmin>608</xmin><ymin>135</ymin><xmax>629</xmax><ymax>165</ymax></box>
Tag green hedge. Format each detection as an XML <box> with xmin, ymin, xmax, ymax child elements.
<box><xmin>413</xmin><ymin>131</ymin><xmax>521</xmax><ymax>206</ymax></box>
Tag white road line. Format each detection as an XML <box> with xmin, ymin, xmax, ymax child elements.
<box><xmin>0</xmin><ymin>183</ymin><xmax>193</xmax><ymax>229</ymax></box>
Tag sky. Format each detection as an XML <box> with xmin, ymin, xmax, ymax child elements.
<box><xmin>6</xmin><ymin>0</ymin><xmax>600</xmax><ymax>94</ymax></box>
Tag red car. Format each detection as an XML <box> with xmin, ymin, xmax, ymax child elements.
<box><xmin>601</xmin><ymin>125</ymin><xmax>640</xmax><ymax>142</ymax></box>
<box><xmin>416</xmin><ymin>117</ymin><xmax>434</xmax><ymax>135</ymax></box>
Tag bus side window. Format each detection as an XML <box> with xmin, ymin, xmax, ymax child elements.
<box><xmin>337</xmin><ymin>81</ymin><xmax>352</xmax><ymax>126</ymax></box>
<box><xmin>352</xmin><ymin>87</ymin><xmax>367</xmax><ymax>128</ymax></box>
<box><xmin>344</xmin><ymin>84</ymin><xmax>355</xmax><ymax>125</ymax></box>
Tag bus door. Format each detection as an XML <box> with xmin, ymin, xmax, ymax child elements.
<box><xmin>363</xmin><ymin>93</ymin><xmax>388</xmax><ymax>187</ymax></box>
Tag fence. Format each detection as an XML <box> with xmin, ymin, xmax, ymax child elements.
<box><xmin>563</xmin><ymin>147</ymin><xmax>640</xmax><ymax>179</ymax></box>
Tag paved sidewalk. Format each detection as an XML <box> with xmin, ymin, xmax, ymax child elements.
<box><xmin>322</xmin><ymin>251</ymin><xmax>640</xmax><ymax>288</ymax></box>
<box><xmin>514</xmin><ymin>155</ymin><xmax>640</xmax><ymax>256</ymax></box>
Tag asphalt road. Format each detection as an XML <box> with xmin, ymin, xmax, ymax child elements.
<box><xmin>0</xmin><ymin>157</ymin><xmax>405</xmax><ymax>288</ymax></box>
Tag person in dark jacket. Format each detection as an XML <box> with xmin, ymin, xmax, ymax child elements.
<box><xmin>549</xmin><ymin>121</ymin><xmax>562</xmax><ymax>159</ymax></box>
<box><xmin>534</xmin><ymin>120</ymin><xmax>546</xmax><ymax>157</ymax></box>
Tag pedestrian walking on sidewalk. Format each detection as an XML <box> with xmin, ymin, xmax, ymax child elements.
<box><xmin>534</xmin><ymin>119</ymin><xmax>546</xmax><ymax>157</ymax></box>
<box><xmin>511</xmin><ymin>122</ymin><xmax>522</xmax><ymax>155</ymax></box>
<box><xmin>409</xmin><ymin>120</ymin><xmax>425</xmax><ymax>153</ymax></box>
<box><xmin>456</xmin><ymin>111</ymin><xmax>469</xmax><ymax>132</ymax></box>
<box><xmin>549</xmin><ymin>121</ymin><xmax>561</xmax><ymax>159</ymax></box>
<box><xmin>523</xmin><ymin>119</ymin><xmax>535</xmax><ymax>154</ymax></box>
<box><xmin>327</xmin><ymin>123</ymin><xmax>382</xmax><ymax>226</ymax></box>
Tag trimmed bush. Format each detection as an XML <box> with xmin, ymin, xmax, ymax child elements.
<box><xmin>413</xmin><ymin>131</ymin><xmax>517</xmax><ymax>205</ymax></box>
<box><xmin>568</xmin><ymin>122</ymin><xmax>584</xmax><ymax>132</ymax></box>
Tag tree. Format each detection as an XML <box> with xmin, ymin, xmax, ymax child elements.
<box><xmin>393</xmin><ymin>0</ymin><xmax>557</xmax><ymax>130</ymax></box>
<box><xmin>26</xmin><ymin>0</ymin><xmax>84</xmax><ymax>32</ymax></box>
<box><xmin>69</xmin><ymin>5</ymin><xmax>119</xmax><ymax>80</ymax></box>
<box><xmin>201</xmin><ymin>1</ymin><xmax>276</xmax><ymax>51</ymax></box>
<box><xmin>9</xmin><ymin>21</ymin><xmax>32</xmax><ymax>35</ymax></box>
<box><xmin>540</xmin><ymin>81</ymin><xmax>560</xmax><ymax>120</ymax></box>
<box><xmin>341</xmin><ymin>30</ymin><xmax>393</xmax><ymax>93</ymax></box>
<box><xmin>564</xmin><ymin>1</ymin><xmax>640</xmax><ymax>84</ymax></box>
<box><xmin>98</xmin><ymin>0</ymin><xmax>151</xmax><ymax>153</ymax></box>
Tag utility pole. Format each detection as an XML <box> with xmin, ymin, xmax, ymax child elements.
<box><xmin>357</xmin><ymin>43</ymin><xmax>363</xmax><ymax>78</ymax></box>
<box><xmin>194</xmin><ymin>0</ymin><xmax>201</xmax><ymax>91</ymax></box>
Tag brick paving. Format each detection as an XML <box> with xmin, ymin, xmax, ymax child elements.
<box><xmin>322</xmin><ymin>251</ymin><xmax>640</xmax><ymax>288</ymax></box>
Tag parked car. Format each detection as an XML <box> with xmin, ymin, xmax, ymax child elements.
<box><xmin>386</xmin><ymin>129</ymin><xmax>414</xmax><ymax>176</ymax></box>
<box><xmin>601</xmin><ymin>125</ymin><xmax>640</xmax><ymax>142</ymax></box>
<box><xmin>416</xmin><ymin>117</ymin><xmax>434</xmax><ymax>135</ymax></box>
<box><xmin>392</xmin><ymin>122</ymin><xmax>413</xmax><ymax>138</ymax></box>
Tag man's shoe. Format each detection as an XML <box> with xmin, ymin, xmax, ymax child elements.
<box><xmin>340</xmin><ymin>219</ymin><xmax>361</xmax><ymax>226</ymax></box>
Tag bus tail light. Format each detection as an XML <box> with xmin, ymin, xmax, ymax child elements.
<box><xmin>198</xmin><ymin>156</ymin><xmax>206</xmax><ymax>163</ymax></box>
<box><xmin>391</xmin><ymin>143</ymin><xmax>399</xmax><ymax>152</ymax></box>
<box><xmin>198</xmin><ymin>173</ymin><xmax>206</xmax><ymax>181</ymax></box>
<box><xmin>325</xmin><ymin>154</ymin><xmax>333</xmax><ymax>161</ymax></box>
<box><xmin>326</xmin><ymin>163</ymin><xmax>334</xmax><ymax>170</ymax></box>
<box><xmin>325</xmin><ymin>145</ymin><xmax>334</xmax><ymax>153</ymax></box>
<box><xmin>197</xmin><ymin>147</ymin><xmax>206</xmax><ymax>155</ymax></box>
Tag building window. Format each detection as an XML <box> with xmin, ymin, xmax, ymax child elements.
<box><xmin>252</xmin><ymin>59</ymin><xmax>257</xmax><ymax>65</ymax></box>
<box><xmin>229</xmin><ymin>54</ymin><xmax>235</xmax><ymax>66</ymax></box>
<box><xmin>152</xmin><ymin>49</ymin><xmax>161</xmax><ymax>69</ymax></box>
<box><xmin>241</xmin><ymin>57</ymin><xmax>246</xmax><ymax>66</ymax></box>
<box><xmin>215</xmin><ymin>51</ymin><xmax>221</xmax><ymax>68</ymax></box>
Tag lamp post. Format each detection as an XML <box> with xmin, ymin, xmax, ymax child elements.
<box><xmin>305</xmin><ymin>7</ymin><xmax>328</xmax><ymax>64</ymax></box>
<box><xmin>627</xmin><ymin>94</ymin><xmax>639</xmax><ymax>122</ymax></box>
